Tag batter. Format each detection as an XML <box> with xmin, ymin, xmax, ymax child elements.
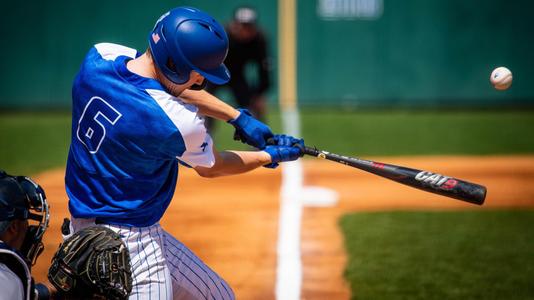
<box><xmin>65</xmin><ymin>7</ymin><xmax>304</xmax><ymax>300</ymax></box>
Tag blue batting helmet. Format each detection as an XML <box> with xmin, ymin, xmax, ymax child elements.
<box><xmin>148</xmin><ymin>7</ymin><xmax>231</xmax><ymax>85</ymax></box>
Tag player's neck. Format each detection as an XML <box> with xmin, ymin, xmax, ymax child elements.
<box><xmin>126</xmin><ymin>53</ymin><xmax>157</xmax><ymax>79</ymax></box>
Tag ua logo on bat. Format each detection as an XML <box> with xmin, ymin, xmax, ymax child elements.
<box><xmin>415</xmin><ymin>171</ymin><xmax>458</xmax><ymax>190</ymax></box>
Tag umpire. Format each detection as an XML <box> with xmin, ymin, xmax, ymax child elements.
<box><xmin>206</xmin><ymin>6</ymin><xmax>272</xmax><ymax>129</ymax></box>
<box><xmin>0</xmin><ymin>170</ymin><xmax>52</xmax><ymax>300</ymax></box>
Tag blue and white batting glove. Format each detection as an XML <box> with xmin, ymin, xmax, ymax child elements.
<box><xmin>228</xmin><ymin>108</ymin><xmax>273</xmax><ymax>149</ymax></box>
<box><xmin>263</xmin><ymin>134</ymin><xmax>305</xmax><ymax>168</ymax></box>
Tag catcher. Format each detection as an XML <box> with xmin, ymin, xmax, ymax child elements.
<box><xmin>0</xmin><ymin>170</ymin><xmax>132</xmax><ymax>300</ymax></box>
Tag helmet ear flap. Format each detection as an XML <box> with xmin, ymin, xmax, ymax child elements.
<box><xmin>166</xmin><ymin>57</ymin><xmax>176</xmax><ymax>73</ymax></box>
<box><xmin>165</xmin><ymin>57</ymin><xmax>191</xmax><ymax>84</ymax></box>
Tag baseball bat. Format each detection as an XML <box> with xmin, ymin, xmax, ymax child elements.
<box><xmin>301</xmin><ymin>146</ymin><xmax>486</xmax><ymax>205</ymax></box>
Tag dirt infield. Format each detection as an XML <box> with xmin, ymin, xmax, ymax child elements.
<box><xmin>31</xmin><ymin>155</ymin><xmax>534</xmax><ymax>299</ymax></box>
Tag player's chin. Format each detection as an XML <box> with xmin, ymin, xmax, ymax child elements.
<box><xmin>162</xmin><ymin>82</ymin><xmax>185</xmax><ymax>97</ymax></box>
<box><xmin>156</xmin><ymin>72</ymin><xmax>186</xmax><ymax>96</ymax></box>
<box><xmin>170</xmin><ymin>89</ymin><xmax>184</xmax><ymax>97</ymax></box>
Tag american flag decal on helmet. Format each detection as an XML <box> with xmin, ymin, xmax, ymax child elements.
<box><xmin>152</xmin><ymin>33</ymin><xmax>160</xmax><ymax>44</ymax></box>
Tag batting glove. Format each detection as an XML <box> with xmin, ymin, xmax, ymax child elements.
<box><xmin>263</xmin><ymin>134</ymin><xmax>305</xmax><ymax>168</ymax></box>
<box><xmin>228</xmin><ymin>108</ymin><xmax>273</xmax><ymax>149</ymax></box>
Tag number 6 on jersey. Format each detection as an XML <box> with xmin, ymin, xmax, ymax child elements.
<box><xmin>76</xmin><ymin>97</ymin><xmax>122</xmax><ymax>154</ymax></box>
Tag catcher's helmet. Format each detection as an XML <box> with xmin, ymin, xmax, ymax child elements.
<box><xmin>0</xmin><ymin>170</ymin><xmax>49</xmax><ymax>265</ymax></box>
<box><xmin>148</xmin><ymin>7</ymin><xmax>230</xmax><ymax>85</ymax></box>
<box><xmin>0</xmin><ymin>171</ymin><xmax>28</xmax><ymax>226</ymax></box>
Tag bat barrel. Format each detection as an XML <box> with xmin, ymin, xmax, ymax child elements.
<box><xmin>303</xmin><ymin>146</ymin><xmax>486</xmax><ymax>205</ymax></box>
<box><xmin>443</xmin><ymin>181</ymin><xmax>486</xmax><ymax>205</ymax></box>
<box><xmin>420</xmin><ymin>179</ymin><xmax>486</xmax><ymax>205</ymax></box>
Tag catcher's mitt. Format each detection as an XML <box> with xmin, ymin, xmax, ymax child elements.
<box><xmin>48</xmin><ymin>225</ymin><xmax>133</xmax><ymax>300</ymax></box>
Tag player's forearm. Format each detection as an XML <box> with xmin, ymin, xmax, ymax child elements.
<box><xmin>180</xmin><ymin>89</ymin><xmax>239</xmax><ymax>121</ymax></box>
<box><xmin>195</xmin><ymin>150</ymin><xmax>271</xmax><ymax>178</ymax></box>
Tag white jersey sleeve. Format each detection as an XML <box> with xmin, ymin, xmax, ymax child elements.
<box><xmin>146</xmin><ymin>89</ymin><xmax>215</xmax><ymax>168</ymax></box>
<box><xmin>0</xmin><ymin>263</ymin><xmax>24</xmax><ymax>300</ymax></box>
<box><xmin>94</xmin><ymin>43</ymin><xmax>137</xmax><ymax>60</ymax></box>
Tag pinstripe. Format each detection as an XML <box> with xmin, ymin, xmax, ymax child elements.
<box><xmin>122</xmin><ymin>225</ymin><xmax>139</xmax><ymax>300</ymax></box>
<box><xmin>219</xmin><ymin>279</ymin><xmax>233</xmax><ymax>300</ymax></box>
<box><xmin>169</xmin><ymin>249</ymin><xmax>221</xmax><ymax>299</ymax></box>
<box><xmin>138</xmin><ymin>227</ymin><xmax>154</xmax><ymax>299</ymax></box>
<box><xmin>163</xmin><ymin>231</ymin><xmax>234</xmax><ymax>300</ymax></box>
<box><xmin>165</xmin><ymin>245</ymin><xmax>211</xmax><ymax>290</ymax></box>
<box><xmin>165</xmin><ymin>234</ymin><xmax>232</xmax><ymax>299</ymax></box>
<box><xmin>165</xmin><ymin>252</ymin><xmax>209</xmax><ymax>295</ymax></box>
<box><xmin>177</xmin><ymin>267</ymin><xmax>209</xmax><ymax>299</ymax></box>
<box><xmin>135</xmin><ymin>227</ymin><xmax>146</xmax><ymax>299</ymax></box>
<box><xmin>162</xmin><ymin>232</ymin><xmax>210</xmax><ymax>299</ymax></box>
<box><xmin>168</xmin><ymin>272</ymin><xmax>184</xmax><ymax>298</ymax></box>
<box><xmin>148</xmin><ymin>226</ymin><xmax>163</xmax><ymax>300</ymax></box>
<box><xmin>154</xmin><ymin>226</ymin><xmax>170</xmax><ymax>299</ymax></box>
<box><xmin>162</xmin><ymin>231</ymin><xmax>182</xmax><ymax>298</ymax></box>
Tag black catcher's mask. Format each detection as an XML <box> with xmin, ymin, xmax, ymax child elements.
<box><xmin>0</xmin><ymin>170</ymin><xmax>50</xmax><ymax>265</ymax></box>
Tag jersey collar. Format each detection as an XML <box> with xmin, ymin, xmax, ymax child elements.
<box><xmin>113</xmin><ymin>55</ymin><xmax>165</xmax><ymax>91</ymax></box>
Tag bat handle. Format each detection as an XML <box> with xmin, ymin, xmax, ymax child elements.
<box><xmin>303</xmin><ymin>146</ymin><xmax>323</xmax><ymax>157</ymax></box>
<box><xmin>266</xmin><ymin>137</ymin><xmax>317</xmax><ymax>157</ymax></box>
<box><xmin>265</xmin><ymin>137</ymin><xmax>333</xmax><ymax>162</ymax></box>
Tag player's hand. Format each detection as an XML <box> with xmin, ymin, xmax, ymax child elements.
<box><xmin>228</xmin><ymin>108</ymin><xmax>273</xmax><ymax>149</ymax></box>
<box><xmin>263</xmin><ymin>134</ymin><xmax>304</xmax><ymax>168</ymax></box>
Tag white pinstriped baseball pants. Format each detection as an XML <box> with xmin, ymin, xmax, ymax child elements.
<box><xmin>69</xmin><ymin>217</ymin><xmax>235</xmax><ymax>300</ymax></box>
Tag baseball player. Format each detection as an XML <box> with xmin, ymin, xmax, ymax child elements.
<box><xmin>65</xmin><ymin>6</ymin><xmax>303</xmax><ymax>300</ymax></box>
<box><xmin>0</xmin><ymin>170</ymin><xmax>134</xmax><ymax>300</ymax></box>
<box><xmin>0</xmin><ymin>170</ymin><xmax>53</xmax><ymax>299</ymax></box>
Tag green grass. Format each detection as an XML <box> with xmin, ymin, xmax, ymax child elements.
<box><xmin>340</xmin><ymin>210</ymin><xmax>534</xmax><ymax>300</ymax></box>
<box><xmin>300</xmin><ymin>109</ymin><xmax>534</xmax><ymax>156</ymax></box>
<box><xmin>0</xmin><ymin>112</ymin><xmax>71</xmax><ymax>175</ymax></box>
<box><xmin>1</xmin><ymin>109</ymin><xmax>534</xmax><ymax>175</ymax></box>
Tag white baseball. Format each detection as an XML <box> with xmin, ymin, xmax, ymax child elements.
<box><xmin>490</xmin><ymin>67</ymin><xmax>512</xmax><ymax>90</ymax></box>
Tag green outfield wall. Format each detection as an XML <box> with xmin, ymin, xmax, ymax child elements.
<box><xmin>298</xmin><ymin>0</ymin><xmax>534</xmax><ymax>107</ymax></box>
<box><xmin>1</xmin><ymin>0</ymin><xmax>532</xmax><ymax>109</ymax></box>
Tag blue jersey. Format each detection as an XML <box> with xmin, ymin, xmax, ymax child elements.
<box><xmin>66</xmin><ymin>43</ymin><xmax>214</xmax><ymax>227</ymax></box>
